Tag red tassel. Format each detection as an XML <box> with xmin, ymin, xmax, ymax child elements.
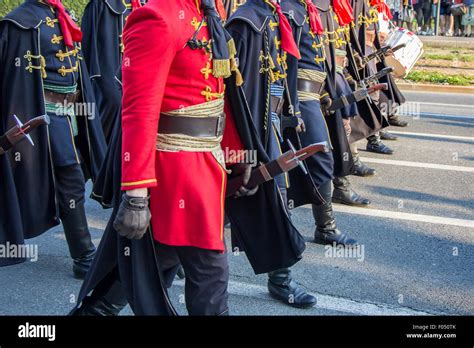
<box><xmin>305</xmin><ymin>0</ymin><xmax>325</xmax><ymax>35</ymax></box>
<box><xmin>333</xmin><ymin>0</ymin><xmax>355</xmax><ymax>26</ymax></box>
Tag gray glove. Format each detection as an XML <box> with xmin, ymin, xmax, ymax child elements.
<box><xmin>231</xmin><ymin>163</ymin><xmax>259</xmax><ymax>198</ymax></box>
<box><xmin>113</xmin><ymin>193</ymin><xmax>151</xmax><ymax>240</ymax></box>
<box><xmin>320</xmin><ymin>93</ymin><xmax>333</xmax><ymax>116</ymax></box>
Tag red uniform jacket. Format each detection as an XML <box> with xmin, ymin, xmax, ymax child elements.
<box><xmin>121</xmin><ymin>0</ymin><xmax>243</xmax><ymax>251</ymax></box>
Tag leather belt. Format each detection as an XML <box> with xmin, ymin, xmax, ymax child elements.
<box><xmin>44</xmin><ymin>89</ymin><xmax>81</xmax><ymax>104</ymax></box>
<box><xmin>297</xmin><ymin>78</ymin><xmax>324</xmax><ymax>95</ymax></box>
<box><xmin>271</xmin><ymin>95</ymin><xmax>284</xmax><ymax>115</ymax></box>
<box><xmin>158</xmin><ymin>113</ymin><xmax>226</xmax><ymax>138</ymax></box>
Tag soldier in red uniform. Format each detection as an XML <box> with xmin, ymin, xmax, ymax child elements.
<box><xmin>73</xmin><ymin>0</ymin><xmax>255</xmax><ymax>315</ymax></box>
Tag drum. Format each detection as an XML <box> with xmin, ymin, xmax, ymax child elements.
<box><xmin>378</xmin><ymin>12</ymin><xmax>392</xmax><ymax>39</ymax></box>
<box><xmin>384</xmin><ymin>27</ymin><xmax>424</xmax><ymax>78</ymax></box>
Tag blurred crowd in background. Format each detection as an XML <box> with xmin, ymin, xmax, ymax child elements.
<box><xmin>387</xmin><ymin>0</ymin><xmax>474</xmax><ymax>36</ymax></box>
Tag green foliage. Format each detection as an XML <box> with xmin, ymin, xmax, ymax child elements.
<box><xmin>0</xmin><ymin>0</ymin><xmax>90</xmax><ymax>21</ymax></box>
<box><xmin>405</xmin><ymin>71</ymin><xmax>474</xmax><ymax>86</ymax></box>
<box><xmin>422</xmin><ymin>53</ymin><xmax>474</xmax><ymax>63</ymax></box>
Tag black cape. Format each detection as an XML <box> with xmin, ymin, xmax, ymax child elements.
<box><xmin>346</xmin><ymin>0</ymin><xmax>399</xmax><ymax>140</ymax></box>
<box><xmin>73</xmin><ymin>67</ymin><xmax>176</xmax><ymax>315</ymax></box>
<box><xmin>311</xmin><ymin>0</ymin><xmax>356</xmax><ymax>177</ymax></box>
<box><xmin>281</xmin><ymin>0</ymin><xmax>335</xmax><ymax>208</ymax></box>
<box><xmin>90</xmin><ymin>73</ymin><xmax>124</xmax><ymax>208</ymax></box>
<box><xmin>81</xmin><ymin>0</ymin><xmax>128</xmax><ymax>143</ymax></box>
<box><xmin>225</xmin><ymin>0</ymin><xmax>306</xmax><ymax>274</ymax></box>
<box><xmin>0</xmin><ymin>4</ymin><xmax>106</xmax><ymax>267</ymax></box>
<box><xmin>314</xmin><ymin>0</ymin><xmax>388</xmax><ymax>143</ymax></box>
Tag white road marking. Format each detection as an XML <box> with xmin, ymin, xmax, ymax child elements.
<box><xmin>333</xmin><ymin>205</ymin><xmax>474</xmax><ymax>228</ymax></box>
<box><xmin>359</xmin><ymin>157</ymin><xmax>474</xmax><ymax>173</ymax></box>
<box><xmin>173</xmin><ymin>279</ymin><xmax>432</xmax><ymax>315</ymax></box>
<box><xmin>388</xmin><ymin>130</ymin><xmax>474</xmax><ymax>142</ymax></box>
<box><xmin>399</xmin><ymin>112</ymin><xmax>474</xmax><ymax>119</ymax></box>
<box><xmin>417</xmin><ymin>102</ymin><xmax>474</xmax><ymax>109</ymax></box>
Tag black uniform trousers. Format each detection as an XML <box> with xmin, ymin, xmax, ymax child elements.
<box><xmin>155</xmin><ymin>242</ymin><xmax>230</xmax><ymax>316</ymax></box>
<box><xmin>54</xmin><ymin>163</ymin><xmax>86</xmax><ymax>219</ymax></box>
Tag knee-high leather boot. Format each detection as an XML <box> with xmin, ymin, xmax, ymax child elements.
<box><xmin>267</xmin><ymin>268</ymin><xmax>317</xmax><ymax>309</ymax></box>
<box><xmin>61</xmin><ymin>203</ymin><xmax>96</xmax><ymax>279</ymax></box>
<box><xmin>70</xmin><ymin>271</ymin><xmax>128</xmax><ymax>316</ymax></box>
<box><xmin>266</xmin><ymin>186</ymin><xmax>317</xmax><ymax>309</ymax></box>
<box><xmin>332</xmin><ymin>176</ymin><xmax>371</xmax><ymax>206</ymax></box>
<box><xmin>313</xmin><ymin>180</ymin><xmax>358</xmax><ymax>246</ymax></box>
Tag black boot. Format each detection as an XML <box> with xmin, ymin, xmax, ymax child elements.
<box><xmin>380</xmin><ymin>130</ymin><xmax>398</xmax><ymax>141</ymax></box>
<box><xmin>313</xmin><ymin>181</ymin><xmax>358</xmax><ymax>245</ymax></box>
<box><xmin>388</xmin><ymin>114</ymin><xmax>408</xmax><ymax>127</ymax></box>
<box><xmin>332</xmin><ymin>177</ymin><xmax>371</xmax><ymax>206</ymax></box>
<box><xmin>70</xmin><ymin>273</ymin><xmax>128</xmax><ymax>316</ymax></box>
<box><xmin>353</xmin><ymin>156</ymin><xmax>376</xmax><ymax>177</ymax></box>
<box><xmin>366</xmin><ymin>141</ymin><xmax>394</xmax><ymax>155</ymax></box>
<box><xmin>61</xmin><ymin>203</ymin><xmax>96</xmax><ymax>279</ymax></box>
<box><xmin>267</xmin><ymin>268</ymin><xmax>316</xmax><ymax>309</ymax></box>
<box><xmin>366</xmin><ymin>135</ymin><xmax>394</xmax><ymax>155</ymax></box>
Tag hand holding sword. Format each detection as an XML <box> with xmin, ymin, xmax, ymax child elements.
<box><xmin>327</xmin><ymin>83</ymin><xmax>388</xmax><ymax>112</ymax></box>
<box><xmin>226</xmin><ymin>141</ymin><xmax>330</xmax><ymax>198</ymax></box>
<box><xmin>359</xmin><ymin>43</ymin><xmax>407</xmax><ymax>67</ymax></box>
<box><xmin>0</xmin><ymin>114</ymin><xmax>50</xmax><ymax>155</ymax></box>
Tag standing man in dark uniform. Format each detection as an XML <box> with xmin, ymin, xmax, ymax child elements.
<box><xmin>281</xmin><ymin>0</ymin><xmax>358</xmax><ymax>245</ymax></box>
<box><xmin>81</xmin><ymin>0</ymin><xmax>146</xmax><ymax>208</ymax></box>
<box><xmin>313</xmin><ymin>0</ymin><xmax>372</xmax><ymax>206</ymax></box>
<box><xmin>0</xmin><ymin>0</ymin><xmax>106</xmax><ymax>277</ymax></box>
<box><xmin>81</xmin><ymin>0</ymin><xmax>147</xmax><ymax>143</ymax></box>
<box><xmin>72</xmin><ymin>0</ymin><xmax>263</xmax><ymax>316</ymax></box>
<box><xmin>368</xmin><ymin>0</ymin><xmax>408</xmax><ymax>128</ymax></box>
<box><xmin>225</xmin><ymin>0</ymin><xmax>317</xmax><ymax>308</ymax></box>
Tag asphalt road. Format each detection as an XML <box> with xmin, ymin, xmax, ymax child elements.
<box><xmin>0</xmin><ymin>90</ymin><xmax>473</xmax><ymax>316</ymax></box>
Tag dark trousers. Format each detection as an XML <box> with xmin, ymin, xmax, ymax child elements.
<box><xmin>54</xmin><ymin>164</ymin><xmax>86</xmax><ymax>219</ymax></box>
<box><xmin>155</xmin><ymin>242</ymin><xmax>229</xmax><ymax>316</ymax></box>
<box><xmin>454</xmin><ymin>15</ymin><xmax>464</xmax><ymax>35</ymax></box>
<box><xmin>415</xmin><ymin>1</ymin><xmax>432</xmax><ymax>29</ymax></box>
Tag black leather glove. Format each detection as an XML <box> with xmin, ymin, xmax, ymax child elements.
<box><xmin>354</xmin><ymin>53</ymin><xmax>365</xmax><ymax>71</ymax></box>
<box><xmin>113</xmin><ymin>193</ymin><xmax>151</xmax><ymax>240</ymax></box>
<box><xmin>320</xmin><ymin>93</ymin><xmax>333</xmax><ymax>116</ymax></box>
<box><xmin>342</xmin><ymin>117</ymin><xmax>352</xmax><ymax>137</ymax></box>
<box><xmin>230</xmin><ymin>163</ymin><xmax>259</xmax><ymax>198</ymax></box>
<box><xmin>295</xmin><ymin>116</ymin><xmax>306</xmax><ymax>133</ymax></box>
